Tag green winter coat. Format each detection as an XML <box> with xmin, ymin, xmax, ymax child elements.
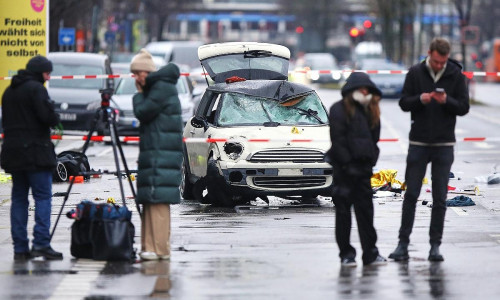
<box><xmin>133</xmin><ymin>63</ymin><xmax>184</xmax><ymax>204</ymax></box>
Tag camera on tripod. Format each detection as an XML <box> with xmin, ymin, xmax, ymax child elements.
<box><xmin>100</xmin><ymin>88</ymin><xmax>114</xmax><ymax>108</ymax></box>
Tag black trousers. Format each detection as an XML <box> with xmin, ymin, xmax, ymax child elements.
<box><xmin>333</xmin><ymin>175</ymin><xmax>379</xmax><ymax>264</ymax></box>
<box><xmin>398</xmin><ymin>145</ymin><xmax>454</xmax><ymax>245</ymax></box>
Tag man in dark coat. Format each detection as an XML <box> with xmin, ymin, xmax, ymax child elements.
<box><xmin>131</xmin><ymin>49</ymin><xmax>183</xmax><ymax>261</ymax></box>
<box><xmin>326</xmin><ymin>72</ymin><xmax>387</xmax><ymax>267</ymax></box>
<box><xmin>389</xmin><ymin>37</ymin><xmax>470</xmax><ymax>262</ymax></box>
<box><xmin>1</xmin><ymin>55</ymin><xmax>62</xmax><ymax>260</ymax></box>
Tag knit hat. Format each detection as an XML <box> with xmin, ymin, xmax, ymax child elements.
<box><xmin>341</xmin><ymin>72</ymin><xmax>382</xmax><ymax>98</ymax></box>
<box><xmin>26</xmin><ymin>55</ymin><xmax>53</xmax><ymax>74</ymax></box>
<box><xmin>130</xmin><ymin>49</ymin><xmax>156</xmax><ymax>72</ymax></box>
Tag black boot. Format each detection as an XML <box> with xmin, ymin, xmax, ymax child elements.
<box><xmin>31</xmin><ymin>246</ymin><xmax>63</xmax><ymax>260</ymax></box>
<box><xmin>428</xmin><ymin>244</ymin><xmax>444</xmax><ymax>261</ymax></box>
<box><xmin>388</xmin><ymin>242</ymin><xmax>409</xmax><ymax>261</ymax></box>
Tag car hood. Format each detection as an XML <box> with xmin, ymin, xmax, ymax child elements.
<box><xmin>202</xmin><ymin>125</ymin><xmax>331</xmax><ymax>154</ymax></box>
<box><xmin>111</xmin><ymin>92</ymin><xmax>192</xmax><ymax>112</ymax></box>
<box><xmin>111</xmin><ymin>94</ymin><xmax>133</xmax><ymax>111</ymax></box>
<box><xmin>49</xmin><ymin>87</ymin><xmax>102</xmax><ymax>105</ymax></box>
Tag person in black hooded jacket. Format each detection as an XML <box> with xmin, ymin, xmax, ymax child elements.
<box><xmin>389</xmin><ymin>37</ymin><xmax>469</xmax><ymax>262</ymax></box>
<box><xmin>1</xmin><ymin>55</ymin><xmax>62</xmax><ymax>261</ymax></box>
<box><xmin>326</xmin><ymin>72</ymin><xmax>387</xmax><ymax>267</ymax></box>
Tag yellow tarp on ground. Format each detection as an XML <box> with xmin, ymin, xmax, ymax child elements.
<box><xmin>371</xmin><ymin>169</ymin><xmax>403</xmax><ymax>188</ymax></box>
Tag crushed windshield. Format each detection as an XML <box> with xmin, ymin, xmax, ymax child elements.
<box><xmin>217</xmin><ymin>92</ymin><xmax>328</xmax><ymax>126</ymax></box>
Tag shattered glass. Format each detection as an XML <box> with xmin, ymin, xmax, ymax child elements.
<box><xmin>217</xmin><ymin>92</ymin><xmax>328</xmax><ymax>126</ymax></box>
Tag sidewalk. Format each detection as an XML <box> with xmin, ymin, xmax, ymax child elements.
<box><xmin>470</xmin><ymin>81</ymin><xmax>500</xmax><ymax>107</ymax></box>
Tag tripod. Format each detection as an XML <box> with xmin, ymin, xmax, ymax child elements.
<box><xmin>50</xmin><ymin>90</ymin><xmax>141</xmax><ymax>240</ymax></box>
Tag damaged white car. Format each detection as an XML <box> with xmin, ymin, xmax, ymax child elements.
<box><xmin>181</xmin><ymin>42</ymin><xmax>332</xmax><ymax>206</ymax></box>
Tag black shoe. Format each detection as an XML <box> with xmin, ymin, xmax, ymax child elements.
<box><xmin>428</xmin><ymin>245</ymin><xmax>444</xmax><ymax>262</ymax></box>
<box><xmin>388</xmin><ymin>243</ymin><xmax>409</xmax><ymax>261</ymax></box>
<box><xmin>340</xmin><ymin>257</ymin><xmax>357</xmax><ymax>267</ymax></box>
<box><xmin>31</xmin><ymin>246</ymin><xmax>63</xmax><ymax>260</ymax></box>
<box><xmin>14</xmin><ymin>252</ymin><xmax>32</xmax><ymax>261</ymax></box>
<box><xmin>364</xmin><ymin>255</ymin><xmax>388</xmax><ymax>266</ymax></box>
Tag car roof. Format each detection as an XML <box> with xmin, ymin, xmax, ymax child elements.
<box><xmin>207</xmin><ymin>79</ymin><xmax>314</xmax><ymax>103</ymax></box>
<box><xmin>48</xmin><ymin>52</ymin><xmax>109</xmax><ymax>66</ymax></box>
<box><xmin>198</xmin><ymin>42</ymin><xmax>290</xmax><ymax>61</ymax></box>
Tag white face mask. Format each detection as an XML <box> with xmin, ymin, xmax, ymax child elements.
<box><xmin>352</xmin><ymin>90</ymin><xmax>372</xmax><ymax>106</ymax></box>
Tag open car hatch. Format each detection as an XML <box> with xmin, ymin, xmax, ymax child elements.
<box><xmin>198</xmin><ymin>42</ymin><xmax>291</xmax><ymax>84</ymax></box>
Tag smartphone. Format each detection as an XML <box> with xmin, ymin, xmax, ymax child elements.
<box><xmin>435</xmin><ymin>88</ymin><xmax>445</xmax><ymax>93</ymax></box>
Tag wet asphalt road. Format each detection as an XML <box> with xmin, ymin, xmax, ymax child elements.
<box><xmin>0</xmin><ymin>83</ymin><xmax>500</xmax><ymax>299</ymax></box>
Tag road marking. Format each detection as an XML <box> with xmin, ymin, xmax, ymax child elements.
<box><xmin>49</xmin><ymin>259</ymin><xmax>106</xmax><ymax>299</ymax></box>
<box><xmin>469</xmin><ymin>110</ymin><xmax>500</xmax><ymax>126</ymax></box>
<box><xmin>450</xmin><ymin>207</ymin><xmax>469</xmax><ymax>216</ymax></box>
<box><xmin>380</xmin><ymin>115</ymin><xmax>407</xmax><ymax>153</ymax></box>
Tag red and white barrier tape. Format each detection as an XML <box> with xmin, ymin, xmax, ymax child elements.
<box><xmin>1</xmin><ymin>70</ymin><xmax>500</xmax><ymax>81</ymax></box>
<box><xmin>0</xmin><ymin>134</ymin><xmax>496</xmax><ymax>143</ymax></box>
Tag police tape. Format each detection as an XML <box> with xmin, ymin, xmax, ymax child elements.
<box><xmin>0</xmin><ymin>134</ymin><xmax>496</xmax><ymax>143</ymax></box>
<box><xmin>2</xmin><ymin>70</ymin><xmax>500</xmax><ymax>80</ymax></box>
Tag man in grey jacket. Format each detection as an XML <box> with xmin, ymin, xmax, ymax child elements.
<box><xmin>389</xmin><ymin>37</ymin><xmax>470</xmax><ymax>262</ymax></box>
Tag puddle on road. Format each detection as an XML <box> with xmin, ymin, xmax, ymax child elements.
<box><xmin>11</xmin><ymin>269</ymin><xmax>77</xmax><ymax>275</ymax></box>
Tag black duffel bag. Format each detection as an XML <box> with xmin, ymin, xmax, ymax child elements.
<box><xmin>70</xmin><ymin>200</ymin><xmax>135</xmax><ymax>261</ymax></box>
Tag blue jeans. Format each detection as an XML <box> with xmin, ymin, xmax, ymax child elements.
<box><xmin>10</xmin><ymin>170</ymin><xmax>53</xmax><ymax>253</ymax></box>
<box><xmin>398</xmin><ymin>145</ymin><xmax>454</xmax><ymax>245</ymax></box>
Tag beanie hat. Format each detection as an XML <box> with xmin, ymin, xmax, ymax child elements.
<box><xmin>341</xmin><ymin>72</ymin><xmax>382</xmax><ymax>98</ymax></box>
<box><xmin>130</xmin><ymin>49</ymin><xmax>156</xmax><ymax>72</ymax></box>
<box><xmin>26</xmin><ymin>55</ymin><xmax>53</xmax><ymax>74</ymax></box>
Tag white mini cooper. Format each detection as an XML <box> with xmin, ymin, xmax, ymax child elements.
<box><xmin>181</xmin><ymin>42</ymin><xmax>332</xmax><ymax>206</ymax></box>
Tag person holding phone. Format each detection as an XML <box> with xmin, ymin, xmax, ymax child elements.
<box><xmin>389</xmin><ymin>37</ymin><xmax>470</xmax><ymax>262</ymax></box>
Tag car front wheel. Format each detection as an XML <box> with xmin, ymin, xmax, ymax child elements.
<box><xmin>205</xmin><ymin>158</ymin><xmax>233</xmax><ymax>207</ymax></box>
<box><xmin>180</xmin><ymin>160</ymin><xmax>195</xmax><ymax>200</ymax></box>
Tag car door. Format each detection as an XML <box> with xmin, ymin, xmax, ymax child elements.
<box><xmin>184</xmin><ymin>90</ymin><xmax>220</xmax><ymax>177</ymax></box>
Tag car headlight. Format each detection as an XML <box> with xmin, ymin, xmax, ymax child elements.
<box><xmin>223</xmin><ymin>141</ymin><xmax>244</xmax><ymax>160</ymax></box>
<box><xmin>309</xmin><ymin>71</ymin><xmax>320</xmax><ymax>81</ymax></box>
<box><xmin>331</xmin><ymin>71</ymin><xmax>341</xmax><ymax>80</ymax></box>
<box><xmin>86</xmin><ymin>100</ymin><xmax>101</xmax><ymax>111</ymax></box>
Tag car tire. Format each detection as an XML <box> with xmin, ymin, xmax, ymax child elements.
<box><xmin>205</xmin><ymin>158</ymin><xmax>233</xmax><ymax>207</ymax></box>
<box><xmin>54</xmin><ymin>162</ymin><xmax>68</xmax><ymax>182</ymax></box>
<box><xmin>180</xmin><ymin>160</ymin><xmax>195</xmax><ymax>200</ymax></box>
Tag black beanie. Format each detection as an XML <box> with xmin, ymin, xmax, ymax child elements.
<box><xmin>26</xmin><ymin>55</ymin><xmax>53</xmax><ymax>74</ymax></box>
<box><xmin>341</xmin><ymin>72</ymin><xmax>382</xmax><ymax>98</ymax></box>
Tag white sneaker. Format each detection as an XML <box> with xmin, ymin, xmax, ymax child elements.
<box><xmin>159</xmin><ymin>254</ymin><xmax>170</xmax><ymax>260</ymax></box>
<box><xmin>140</xmin><ymin>252</ymin><xmax>159</xmax><ymax>261</ymax></box>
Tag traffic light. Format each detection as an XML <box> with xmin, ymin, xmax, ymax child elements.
<box><xmin>349</xmin><ymin>27</ymin><xmax>360</xmax><ymax>38</ymax></box>
<box><xmin>295</xmin><ymin>26</ymin><xmax>304</xmax><ymax>34</ymax></box>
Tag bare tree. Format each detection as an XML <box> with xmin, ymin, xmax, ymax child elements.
<box><xmin>453</xmin><ymin>0</ymin><xmax>472</xmax><ymax>70</ymax></box>
<box><xmin>142</xmin><ymin>0</ymin><xmax>198</xmax><ymax>42</ymax></box>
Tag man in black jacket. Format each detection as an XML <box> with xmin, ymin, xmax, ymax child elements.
<box><xmin>389</xmin><ymin>38</ymin><xmax>470</xmax><ymax>262</ymax></box>
<box><xmin>1</xmin><ymin>55</ymin><xmax>63</xmax><ymax>261</ymax></box>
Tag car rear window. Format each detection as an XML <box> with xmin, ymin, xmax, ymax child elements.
<box><xmin>50</xmin><ymin>64</ymin><xmax>105</xmax><ymax>89</ymax></box>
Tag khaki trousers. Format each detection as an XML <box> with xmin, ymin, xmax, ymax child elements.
<box><xmin>141</xmin><ymin>203</ymin><xmax>170</xmax><ymax>256</ymax></box>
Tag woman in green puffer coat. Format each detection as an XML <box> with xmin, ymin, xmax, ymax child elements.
<box><xmin>131</xmin><ymin>49</ymin><xmax>183</xmax><ymax>261</ymax></box>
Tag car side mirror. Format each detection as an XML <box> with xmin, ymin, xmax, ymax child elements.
<box><xmin>191</xmin><ymin>116</ymin><xmax>208</xmax><ymax>131</ymax></box>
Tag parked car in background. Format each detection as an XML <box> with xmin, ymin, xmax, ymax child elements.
<box><xmin>48</xmin><ymin>52</ymin><xmax>114</xmax><ymax>131</ymax></box>
<box><xmin>363</xmin><ymin>61</ymin><xmax>407</xmax><ymax>99</ymax></box>
<box><xmin>87</xmin><ymin>71</ymin><xmax>200</xmax><ymax>136</ymax></box>
<box><xmin>181</xmin><ymin>42</ymin><xmax>332</xmax><ymax>207</ymax></box>
<box><xmin>144</xmin><ymin>40</ymin><xmax>203</xmax><ymax>70</ymax></box>
<box><xmin>295</xmin><ymin>52</ymin><xmax>343</xmax><ymax>84</ymax></box>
